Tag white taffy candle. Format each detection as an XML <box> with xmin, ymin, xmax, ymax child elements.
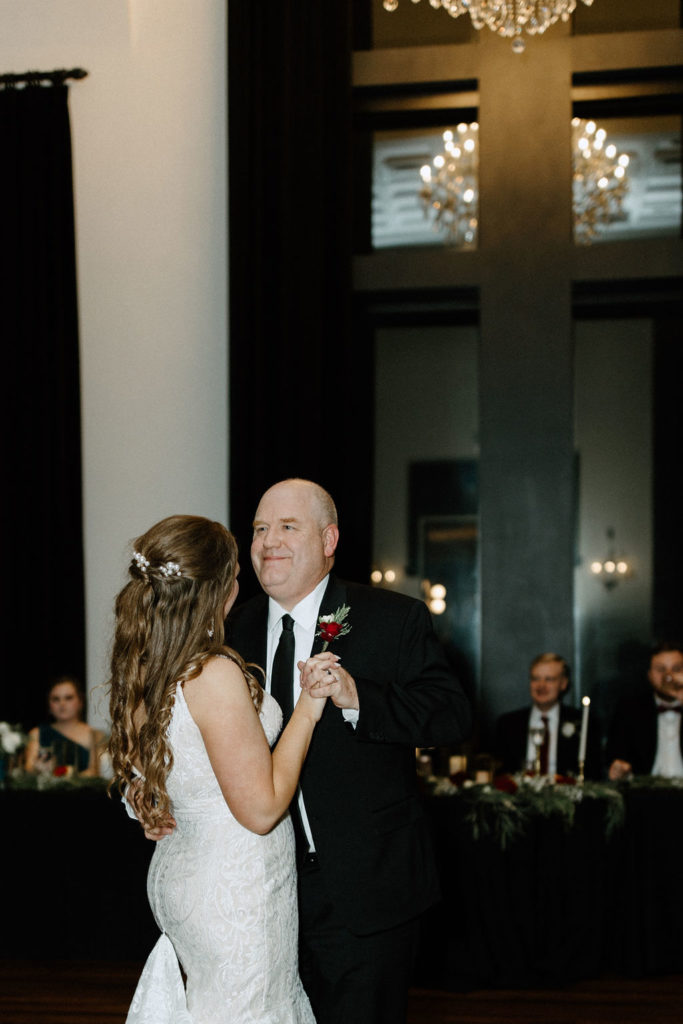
<box><xmin>579</xmin><ymin>696</ymin><xmax>591</xmax><ymax>763</ymax></box>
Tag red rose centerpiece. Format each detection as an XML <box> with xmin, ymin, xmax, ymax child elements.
<box><xmin>316</xmin><ymin>604</ymin><xmax>351</xmax><ymax>651</ymax></box>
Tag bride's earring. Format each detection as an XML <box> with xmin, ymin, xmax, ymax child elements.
<box><xmin>207</xmin><ymin>627</ymin><xmax>215</xmax><ymax>640</ymax></box>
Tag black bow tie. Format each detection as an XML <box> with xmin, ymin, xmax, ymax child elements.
<box><xmin>657</xmin><ymin>704</ymin><xmax>682</xmax><ymax>714</ymax></box>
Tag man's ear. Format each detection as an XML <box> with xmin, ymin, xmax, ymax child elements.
<box><xmin>322</xmin><ymin>524</ymin><xmax>339</xmax><ymax>558</ymax></box>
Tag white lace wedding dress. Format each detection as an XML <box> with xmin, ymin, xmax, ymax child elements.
<box><xmin>126</xmin><ymin>683</ymin><xmax>315</xmax><ymax>1024</ymax></box>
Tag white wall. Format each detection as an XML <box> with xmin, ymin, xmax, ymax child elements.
<box><xmin>0</xmin><ymin>1</ymin><xmax>228</xmax><ymax>730</ymax></box>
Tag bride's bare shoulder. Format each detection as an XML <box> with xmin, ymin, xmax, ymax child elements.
<box><xmin>184</xmin><ymin>655</ymin><xmax>248</xmax><ymax>701</ymax></box>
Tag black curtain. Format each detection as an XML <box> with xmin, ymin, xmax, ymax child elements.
<box><xmin>228</xmin><ymin>1</ymin><xmax>374</xmax><ymax>597</ymax></box>
<box><xmin>0</xmin><ymin>83</ymin><xmax>85</xmax><ymax>728</ymax></box>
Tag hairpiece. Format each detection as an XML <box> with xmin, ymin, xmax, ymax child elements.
<box><xmin>159</xmin><ymin>561</ymin><xmax>182</xmax><ymax>578</ymax></box>
<box><xmin>133</xmin><ymin>551</ymin><xmax>150</xmax><ymax>577</ymax></box>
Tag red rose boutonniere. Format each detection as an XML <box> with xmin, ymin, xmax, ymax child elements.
<box><xmin>316</xmin><ymin>604</ymin><xmax>351</xmax><ymax>651</ymax></box>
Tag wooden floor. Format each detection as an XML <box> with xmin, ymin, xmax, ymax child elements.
<box><xmin>1</xmin><ymin>960</ymin><xmax>682</xmax><ymax>1023</ymax></box>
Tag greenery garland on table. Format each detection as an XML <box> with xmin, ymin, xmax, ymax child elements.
<box><xmin>618</xmin><ymin>774</ymin><xmax>683</xmax><ymax>791</ymax></box>
<box><xmin>3</xmin><ymin>770</ymin><xmax>109</xmax><ymax>792</ymax></box>
<box><xmin>428</xmin><ymin>774</ymin><xmax>625</xmax><ymax>849</ymax></box>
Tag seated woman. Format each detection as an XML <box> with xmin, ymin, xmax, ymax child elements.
<box><xmin>25</xmin><ymin>676</ymin><xmax>105</xmax><ymax>776</ymax></box>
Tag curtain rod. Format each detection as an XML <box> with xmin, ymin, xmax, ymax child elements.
<box><xmin>0</xmin><ymin>68</ymin><xmax>88</xmax><ymax>88</ymax></box>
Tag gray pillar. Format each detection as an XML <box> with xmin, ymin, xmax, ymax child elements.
<box><xmin>477</xmin><ymin>33</ymin><xmax>575</xmax><ymax>726</ymax></box>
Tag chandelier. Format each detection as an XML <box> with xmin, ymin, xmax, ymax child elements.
<box><xmin>419</xmin><ymin>118</ymin><xmax>629</xmax><ymax>246</ymax></box>
<box><xmin>382</xmin><ymin>0</ymin><xmax>595</xmax><ymax>52</ymax></box>
<box><xmin>572</xmin><ymin>117</ymin><xmax>630</xmax><ymax>244</ymax></box>
<box><xmin>418</xmin><ymin>123</ymin><xmax>479</xmax><ymax>246</ymax></box>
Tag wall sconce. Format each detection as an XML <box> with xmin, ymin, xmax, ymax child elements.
<box><xmin>590</xmin><ymin>528</ymin><xmax>631</xmax><ymax>590</ymax></box>
<box><xmin>371</xmin><ymin>568</ymin><xmax>397</xmax><ymax>585</ymax></box>
<box><xmin>422</xmin><ymin>580</ymin><xmax>447</xmax><ymax>614</ymax></box>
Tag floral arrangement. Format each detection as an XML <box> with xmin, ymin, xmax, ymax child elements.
<box><xmin>316</xmin><ymin>605</ymin><xmax>351</xmax><ymax>650</ymax></box>
<box><xmin>427</xmin><ymin>771</ymin><xmax>625</xmax><ymax>849</ymax></box>
<box><xmin>9</xmin><ymin>771</ymin><xmax>108</xmax><ymax>792</ymax></box>
<box><xmin>0</xmin><ymin>722</ymin><xmax>26</xmax><ymax>756</ymax></box>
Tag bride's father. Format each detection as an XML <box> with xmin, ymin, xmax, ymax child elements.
<box><xmin>227</xmin><ymin>478</ymin><xmax>471</xmax><ymax>1024</ymax></box>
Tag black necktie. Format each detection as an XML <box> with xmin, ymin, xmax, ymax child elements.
<box><xmin>271</xmin><ymin>614</ymin><xmax>295</xmax><ymax>723</ymax></box>
<box><xmin>269</xmin><ymin>614</ymin><xmax>308</xmax><ymax>855</ymax></box>
<box><xmin>540</xmin><ymin>715</ymin><xmax>550</xmax><ymax>775</ymax></box>
<box><xmin>657</xmin><ymin>704</ymin><xmax>682</xmax><ymax>714</ymax></box>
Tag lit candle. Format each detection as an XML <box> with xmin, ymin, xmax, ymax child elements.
<box><xmin>579</xmin><ymin>696</ymin><xmax>591</xmax><ymax>763</ymax></box>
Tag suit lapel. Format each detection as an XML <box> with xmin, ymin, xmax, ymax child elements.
<box><xmin>309</xmin><ymin>575</ymin><xmax>349</xmax><ymax>657</ymax></box>
<box><xmin>228</xmin><ymin>597</ymin><xmax>268</xmax><ymax>673</ymax></box>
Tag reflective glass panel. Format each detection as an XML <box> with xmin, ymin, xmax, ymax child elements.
<box><xmin>373</xmin><ymin>324</ymin><xmax>480</xmax><ymax>690</ymax></box>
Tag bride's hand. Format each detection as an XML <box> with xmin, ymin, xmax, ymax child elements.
<box><xmin>296</xmin><ymin>686</ymin><xmax>327</xmax><ymax>723</ymax></box>
<box><xmin>297</xmin><ymin>655</ymin><xmax>359</xmax><ymax>712</ymax></box>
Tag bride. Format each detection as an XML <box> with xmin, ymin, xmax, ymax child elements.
<box><xmin>108</xmin><ymin>514</ymin><xmax>320</xmax><ymax>1023</ymax></box>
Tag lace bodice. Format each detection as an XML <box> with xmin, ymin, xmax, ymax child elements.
<box><xmin>165</xmin><ymin>682</ymin><xmax>283</xmax><ymax>821</ymax></box>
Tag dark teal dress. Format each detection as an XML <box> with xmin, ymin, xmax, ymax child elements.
<box><xmin>38</xmin><ymin>724</ymin><xmax>90</xmax><ymax>772</ymax></box>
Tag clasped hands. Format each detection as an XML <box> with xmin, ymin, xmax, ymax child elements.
<box><xmin>297</xmin><ymin>652</ymin><xmax>359</xmax><ymax>712</ymax></box>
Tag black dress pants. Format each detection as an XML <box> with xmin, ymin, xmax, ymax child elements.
<box><xmin>297</xmin><ymin>854</ymin><xmax>420</xmax><ymax>1024</ymax></box>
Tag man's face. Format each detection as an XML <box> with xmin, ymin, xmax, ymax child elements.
<box><xmin>251</xmin><ymin>482</ymin><xmax>338</xmax><ymax>611</ymax></box>
<box><xmin>529</xmin><ymin>661</ymin><xmax>568</xmax><ymax>712</ymax></box>
<box><xmin>648</xmin><ymin>650</ymin><xmax>683</xmax><ymax>702</ymax></box>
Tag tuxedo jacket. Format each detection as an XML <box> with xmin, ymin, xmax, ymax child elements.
<box><xmin>494</xmin><ymin>703</ymin><xmax>601</xmax><ymax>780</ymax></box>
<box><xmin>606</xmin><ymin>690</ymin><xmax>683</xmax><ymax>775</ymax></box>
<box><xmin>226</xmin><ymin>574</ymin><xmax>472</xmax><ymax>936</ymax></box>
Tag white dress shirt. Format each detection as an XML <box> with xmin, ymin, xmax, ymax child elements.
<box><xmin>651</xmin><ymin>700</ymin><xmax>683</xmax><ymax>778</ymax></box>
<box><xmin>526</xmin><ymin>703</ymin><xmax>561</xmax><ymax>774</ymax></box>
<box><xmin>267</xmin><ymin>574</ymin><xmax>362</xmax><ymax>852</ymax></box>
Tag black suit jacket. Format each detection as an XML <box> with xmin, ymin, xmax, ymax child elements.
<box><xmin>606</xmin><ymin>690</ymin><xmax>683</xmax><ymax>775</ymax></box>
<box><xmin>226</xmin><ymin>574</ymin><xmax>472</xmax><ymax>936</ymax></box>
<box><xmin>494</xmin><ymin>703</ymin><xmax>601</xmax><ymax>779</ymax></box>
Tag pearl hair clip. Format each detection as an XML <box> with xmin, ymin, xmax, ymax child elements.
<box><xmin>159</xmin><ymin>561</ymin><xmax>182</xmax><ymax>578</ymax></box>
<box><xmin>133</xmin><ymin>551</ymin><xmax>150</xmax><ymax>574</ymax></box>
<box><xmin>132</xmin><ymin>551</ymin><xmax>182</xmax><ymax>579</ymax></box>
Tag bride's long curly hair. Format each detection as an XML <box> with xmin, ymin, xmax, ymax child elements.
<box><xmin>108</xmin><ymin>514</ymin><xmax>263</xmax><ymax>827</ymax></box>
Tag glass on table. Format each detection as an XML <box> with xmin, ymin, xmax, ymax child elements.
<box><xmin>35</xmin><ymin>745</ymin><xmax>55</xmax><ymax>775</ymax></box>
<box><xmin>528</xmin><ymin>725</ymin><xmax>546</xmax><ymax>776</ymax></box>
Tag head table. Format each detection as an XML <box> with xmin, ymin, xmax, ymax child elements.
<box><xmin>415</xmin><ymin>775</ymin><xmax>683</xmax><ymax>989</ymax></box>
<box><xmin>2</xmin><ymin>775</ymin><xmax>682</xmax><ymax>987</ymax></box>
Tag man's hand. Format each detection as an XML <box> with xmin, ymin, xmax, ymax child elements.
<box><xmin>298</xmin><ymin>652</ymin><xmax>359</xmax><ymax>711</ymax></box>
<box><xmin>608</xmin><ymin>758</ymin><xmax>632</xmax><ymax>781</ymax></box>
<box><xmin>126</xmin><ymin>777</ymin><xmax>177</xmax><ymax>841</ymax></box>
<box><xmin>143</xmin><ymin>816</ymin><xmax>177</xmax><ymax>842</ymax></box>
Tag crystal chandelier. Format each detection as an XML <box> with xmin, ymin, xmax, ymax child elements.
<box><xmin>418</xmin><ymin>123</ymin><xmax>479</xmax><ymax>246</ymax></box>
<box><xmin>572</xmin><ymin>117</ymin><xmax>630</xmax><ymax>245</ymax></box>
<box><xmin>419</xmin><ymin>118</ymin><xmax>630</xmax><ymax>246</ymax></box>
<box><xmin>383</xmin><ymin>0</ymin><xmax>595</xmax><ymax>53</ymax></box>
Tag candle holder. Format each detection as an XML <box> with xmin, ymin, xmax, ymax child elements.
<box><xmin>577</xmin><ymin>760</ymin><xmax>585</xmax><ymax>786</ymax></box>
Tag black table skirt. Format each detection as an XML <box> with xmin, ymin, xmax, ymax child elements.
<box><xmin>4</xmin><ymin>783</ymin><xmax>683</xmax><ymax>986</ymax></box>
<box><xmin>415</xmin><ymin>785</ymin><xmax>683</xmax><ymax>990</ymax></box>
<box><xmin>2</xmin><ymin>787</ymin><xmax>158</xmax><ymax>960</ymax></box>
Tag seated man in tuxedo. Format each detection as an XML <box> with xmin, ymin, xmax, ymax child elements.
<box><xmin>607</xmin><ymin>641</ymin><xmax>683</xmax><ymax>780</ymax></box>
<box><xmin>494</xmin><ymin>652</ymin><xmax>600</xmax><ymax>778</ymax></box>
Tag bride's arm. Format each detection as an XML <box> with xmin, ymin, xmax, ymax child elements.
<box><xmin>184</xmin><ymin>656</ymin><xmax>324</xmax><ymax>835</ymax></box>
